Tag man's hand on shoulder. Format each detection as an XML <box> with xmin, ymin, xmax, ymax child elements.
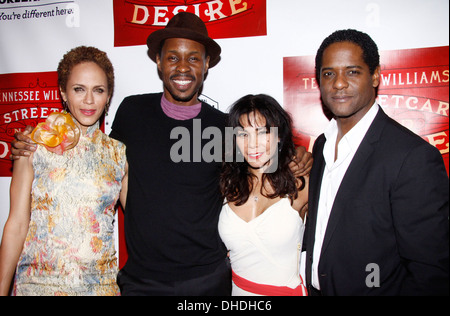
<box><xmin>10</xmin><ymin>126</ymin><xmax>36</xmax><ymax>160</ymax></box>
<box><xmin>290</xmin><ymin>146</ymin><xmax>313</xmax><ymax>177</ymax></box>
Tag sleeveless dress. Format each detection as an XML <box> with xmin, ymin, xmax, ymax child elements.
<box><xmin>218</xmin><ymin>198</ymin><xmax>306</xmax><ymax>296</ymax></box>
<box><xmin>13</xmin><ymin>123</ymin><xmax>126</xmax><ymax>296</ymax></box>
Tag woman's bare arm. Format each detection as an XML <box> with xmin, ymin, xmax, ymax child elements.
<box><xmin>0</xmin><ymin>156</ymin><xmax>34</xmax><ymax>295</ymax></box>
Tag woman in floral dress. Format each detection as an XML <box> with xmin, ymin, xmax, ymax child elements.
<box><xmin>0</xmin><ymin>46</ymin><xmax>128</xmax><ymax>296</ymax></box>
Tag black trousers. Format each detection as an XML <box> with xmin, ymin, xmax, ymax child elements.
<box><xmin>117</xmin><ymin>258</ymin><xmax>231</xmax><ymax>296</ymax></box>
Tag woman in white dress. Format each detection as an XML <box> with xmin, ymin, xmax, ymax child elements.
<box><xmin>219</xmin><ymin>94</ymin><xmax>308</xmax><ymax>296</ymax></box>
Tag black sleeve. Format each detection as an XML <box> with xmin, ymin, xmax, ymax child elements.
<box><xmin>109</xmin><ymin>97</ymin><xmax>130</xmax><ymax>143</ymax></box>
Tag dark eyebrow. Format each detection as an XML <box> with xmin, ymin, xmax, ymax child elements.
<box><xmin>321</xmin><ymin>65</ymin><xmax>364</xmax><ymax>72</ymax></box>
<box><xmin>167</xmin><ymin>50</ymin><xmax>202</xmax><ymax>55</ymax></box>
<box><xmin>346</xmin><ymin>65</ymin><xmax>364</xmax><ymax>69</ymax></box>
<box><xmin>71</xmin><ymin>84</ymin><xmax>107</xmax><ymax>89</ymax></box>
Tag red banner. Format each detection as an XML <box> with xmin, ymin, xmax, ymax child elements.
<box><xmin>0</xmin><ymin>72</ymin><xmax>64</xmax><ymax>177</ymax></box>
<box><xmin>113</xmin><ymin>0</ymin><xmax>267</xmax><ymax>47</ymax></box>
<box><xmin>284</xmin><ymin>46</ymin><xmax>449</xmax><ymax>175</ymax></box>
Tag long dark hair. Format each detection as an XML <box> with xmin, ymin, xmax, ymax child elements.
<box><xmin>220</xmin><ymin>94</ymin><xmax>303</xmax><ymax>206</ymax></box>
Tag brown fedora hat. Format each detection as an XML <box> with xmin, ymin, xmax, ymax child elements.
<box><xmin>147</xmin><ymin>12</ymin><xmax>221</xmax><ymax>68</ymax></box>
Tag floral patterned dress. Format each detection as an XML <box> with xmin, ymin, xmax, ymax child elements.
<box><xmin>14</xmin><ymin>122</ymin><xmax>126</xmax><ymax>296</ymax></box>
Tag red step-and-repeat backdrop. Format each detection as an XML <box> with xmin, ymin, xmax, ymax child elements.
<box><xmin>0</xmin><ymin>0</ymin><xmax>448</xmax><ymax>270</ymax></box>
<box><xmin>284</xmin><ymin>46</ymin><xmax>449</xmax><ymax>174</ymax></box>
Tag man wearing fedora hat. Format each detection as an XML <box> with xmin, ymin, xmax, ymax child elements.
<box><xmin>11</xmin><ymin>12</ymin><xmax>312</xmax><ymax>295</ymax></box>
<box><xmin>147</xmin><ymin>11</ymin><xmax>222</xmax><ymax>69</ymax></box>
<box><xmin>110</xmin><ymin>12</ymin><xmax>231</xmax><ymax>296</ymax></box>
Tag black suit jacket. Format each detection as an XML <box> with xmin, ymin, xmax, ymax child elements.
<box><xmin>304</xmin><ymin>106</ymin><xmax>449</xmax><ymax>296</ymax></box>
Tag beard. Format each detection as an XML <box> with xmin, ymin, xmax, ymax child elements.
<box><xmin>169</xmin><ymin>90</ymin><xmax>198</xmax><ymax>103</ymax></box>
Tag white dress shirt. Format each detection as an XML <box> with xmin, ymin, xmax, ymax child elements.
<box><xmin>312</xmin><ymin>103</ymin><xmax>379</xmax><ymax>290</ymax></box>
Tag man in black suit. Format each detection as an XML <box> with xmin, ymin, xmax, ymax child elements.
<box><xmin>304</xmin><ymin>29</ymin><xmax>449</xmax><ymax>296</ymax></box>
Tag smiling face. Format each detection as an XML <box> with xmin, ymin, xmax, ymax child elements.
<box><xmin>319</xmin><ymin>41</ymin><xmax>380</xmax><ymax>132</ymax></box>
<box><xmin>236</xmin><ymin>111</ymin><xmax>279</xmax><ymax>172</ymax></box>
<box><xmin>156</xmin><ymin>38</ymin><xmax>210</xmax><ymax>106</ymax></box>
<box><xmin>60</xmin><ymin>61</ymin><xmax>110</xmax><ymax>135</ymax></box>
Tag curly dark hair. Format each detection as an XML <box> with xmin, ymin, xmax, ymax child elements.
<box><xmin>57</xmin><ymin>46</ymin><xmax>115</xmax><ymax>112</ymax></box>
<box><xmin>220</xmin><ymin>94</ymin><xmax>304</xmax><ymax>206</ymax></box>
<box><xmin>315</xmin><ymin>29</ymin><xmax>380</xmax><ymax>84</ymax></box>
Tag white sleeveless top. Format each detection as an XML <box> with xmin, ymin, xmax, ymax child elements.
<box><xmin>218</xmin><ymin>198</ymin><xmax>305</xmax><ymax>296</ymax></box>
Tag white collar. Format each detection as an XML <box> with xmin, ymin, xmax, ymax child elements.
<box><xmin>323</xmin><ymin>102</ymin><xmax>379</xmax><ymax>167</ymax></box>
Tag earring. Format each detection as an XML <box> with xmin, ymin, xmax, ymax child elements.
<box><xmin>62</xmin><ymin>100</ymin><xmax>69</xmax><ymax>112</ymax></box>
<box><xmin>105</xmin><ymin>101</ymin><xmax>110</xmax><ymax>116</ymax></box>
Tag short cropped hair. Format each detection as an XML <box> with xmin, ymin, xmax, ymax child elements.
<box><xmin>315</xmin><ymin>29</ymin><xmax>380</xmax><ymax>84</ymax></box>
